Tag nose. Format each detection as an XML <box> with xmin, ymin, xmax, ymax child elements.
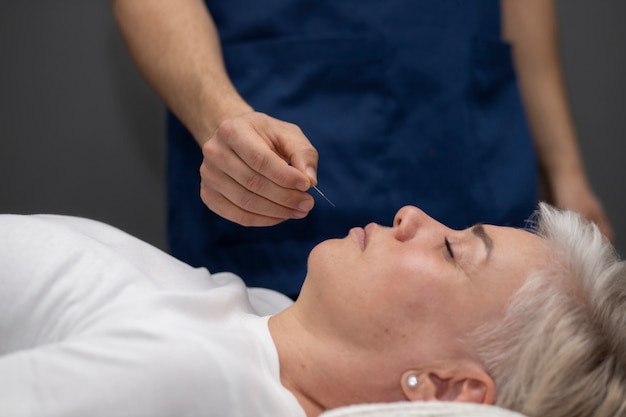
<box><xmin>392</xmin><ymin>205</ymin><xmax>443</xmax><ymax>242</ymax></box>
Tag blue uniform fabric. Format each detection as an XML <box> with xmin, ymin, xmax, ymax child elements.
<box><xmin>166</xmin><ymin>0</ymin><xmax>538</xmax><ymax>295</ymax></box>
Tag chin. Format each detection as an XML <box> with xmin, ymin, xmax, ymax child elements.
<box><xmin>305</xmin><ymin>238</ymin><xmax>344</xmax><ymax>283</ymax></box>
<box><xmin>306</xmin><ymin>239</ymin><xmax>331</xmax><ymax>271</ymax></box>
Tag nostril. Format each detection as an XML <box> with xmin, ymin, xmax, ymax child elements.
<box><xmin>394</xmin><ymin>223</ymin><xmax>413</xmax><ymax>242</ymax></box>
<box><xmin>393</xmin><ymin>208</ymin><xmax>408</xmax><ymax>228</ymax></box>
<box><xmin>392</xmin><ymin>206</ymin><xmax>426</xmax><ymax>241</ymax></box>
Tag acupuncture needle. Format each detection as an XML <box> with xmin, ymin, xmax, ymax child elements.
<box><xmin>312</xmin><ymin>185</ymin><xmax>336</xmax><ymax>207</ymax></box>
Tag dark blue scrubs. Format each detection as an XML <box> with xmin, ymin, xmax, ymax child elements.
<box><xmin>167</xmin><ymin>0</ymin><xmax>538</xmax><ymax>296</ymax></box>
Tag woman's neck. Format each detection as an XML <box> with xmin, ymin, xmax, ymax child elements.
<box><xmin>269</xmin><ymin>308</ymin><xmax>330</xmax><ymax>416</ymax></box>
<box><xmin>268</xmin><ymin>306</ymin><xmax>406</xmax><ymax>416</ymax></box>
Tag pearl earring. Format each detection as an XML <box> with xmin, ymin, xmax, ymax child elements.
<box><xmin>406</xmin><ymin>374</ymin><xmax>419</xmax><ymax>388</ymax></box>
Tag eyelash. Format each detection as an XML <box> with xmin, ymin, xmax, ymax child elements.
<box><xmin>444</xmin><ymin>237</ymin><xmax>454</xmax><ymax>259</ymax></box>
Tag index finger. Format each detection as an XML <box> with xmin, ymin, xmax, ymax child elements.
<box><xmin>233</xmin><ymin>119</ymin><xmax>317</xmax><ymax>191</ymax></box>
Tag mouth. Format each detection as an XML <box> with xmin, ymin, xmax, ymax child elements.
<box><xmin>350</xmin><ymin>223</ymin><xmax>376</xmax><ymax>251</ymax></box>
<box><xmin>364</xmin><ymin>223</ymin><xmax>376</xmax><ymax>248</ymax></box>
<box><xmin>350</xmin><ymin>227</ymin><xmax>366</xmax><ymax>251</ymax></box>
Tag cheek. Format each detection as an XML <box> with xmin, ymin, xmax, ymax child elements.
<box><xmin>390</xmin><ymin>256</ymin><xmax>490</xmax><ymax>328</ymax></box>
<box><xmin>375</xmin><ymin>254</ymin><xmax>454</xmax><ymax>305</ymax></box>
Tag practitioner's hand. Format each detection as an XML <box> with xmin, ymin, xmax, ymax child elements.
<box><xmin>549</xmin><ymin>174</ymin><xmax>615</xmax><ymax>242</ymax></box>
<box><xmin>200</xmin><ymin>112</ymin><xmax>319</xmax><ymax>226</ymax></box>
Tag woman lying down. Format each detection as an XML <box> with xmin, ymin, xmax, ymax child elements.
<box><xmin>0</xmin><ymin>204</ymin><xmax>624</xmax><ymax>417</ymax></box>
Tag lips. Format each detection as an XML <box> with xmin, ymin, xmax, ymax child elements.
<box><xmin>351</xmin><ymin>223</ymin><xmax>376</xmax><ymax>251</ymax></box>
<box><xmin>350</xmin><ymin>227</ymin><xmax>366</xmax><ymax>251</ymax></box>
<box><xmin>364</xmin><ymin>223</ymin><xmax>376</xmax><ymax>247</ymax></box>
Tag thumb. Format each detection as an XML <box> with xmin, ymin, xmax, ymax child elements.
<box><xmin>290</xmin><ymin>145</ymin><xmax>319</xmax><ymax>188</ymax></box>
<box><xmin>265</xmin><ymin>116</ymin><xmax>319</xmax><ymax>188</ymax></box>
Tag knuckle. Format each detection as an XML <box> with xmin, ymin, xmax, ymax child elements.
<box><xmin>199</xmin><ymin>162</ymin><xmax>208</xmax><ymax>177</ymax></box>
<box><xmin>284</xmin><ymin>120</ymin><xmax>301</xmax><ymax>133</ymax></box>
<box><xmin>199</xmin><ymin>162</ymin><xmax>217</xmax><ymax>184</ymax></box>
<box><xmin>199</xmin><ymin>187</ymin><xmax>217</xmax><ymax>210</ymax></box>
<box><xmin>214</xmin><ymin>117</ymin><xmax>238</xmax><ymax>139</ymax></box>
<box><xmin>199</xmin><ymin>187</ymin><xmax>207</xmax><ymax>204</ymax></box>
<box><xmin>243</xmin><ymin>171</ymin><xmax>264</xmax><ymax>193</ymax></box>
<box><xmin>232</xmin><ymin>212</ymin><xmax>253</xmax><ymax>227</ymax></box>
<box><xmin>304</xmin><ymin>147</ymin><xmax>319</xmax><ymax>161</ymax></box>
<box><xmin>201</xmin><ymin>192</ymin><xmax>256</xmax><ymax>227</ymax></box>
<box><xmin>271</xmin><ymin>170</ymin><xmax>293</xmax><ymax>187</ymax></box>
<box><xmin>201</xmin><ymin>142</ymin><xmax>216</xmax><ymax>159</ymax></box>
<box><xmin>285</xmin><ymin>192</ymin><xmax>310</xmax><ymax>209</ymax></box>
<box><xmin>245</xmin><ymin>153</ymin><xmax>270</xmax><ymax>178</ymax></box>
<box><xmin>231</xmin><ymin>204</ymin><xmax>287</xmax><ymax>227</ymax></box>
<box><xmin>202</xmin><ymin>136</ymin><xmax>228</xmax><ymax>161</ymax></box>
<box><xmin>237</xmin><ymin>194</ymin><xmax>258</xmax><ymax>212</ymax></box>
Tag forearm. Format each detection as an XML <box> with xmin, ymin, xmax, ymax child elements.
<box><xmin>501</xmin><ymin>0</ymin><xmax>588</xmax><ymax>188</ymax></box>
<box><xmin>112</xmin><ymin>0</ymin><xmax>253</xmax><ymax>146</ymax></box>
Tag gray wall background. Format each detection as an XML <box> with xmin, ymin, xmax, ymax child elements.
<box><xmin>1</xmin><ymin>1</ymin><xmax>625</xmax><ymax>256</ymax></box>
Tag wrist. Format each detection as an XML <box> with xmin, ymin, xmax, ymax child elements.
<box><xmin>193</xmin><ymin>96</ymin><xmax>254</xmax><ymax>146</ymax></box>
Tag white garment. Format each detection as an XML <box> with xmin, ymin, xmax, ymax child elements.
<box><xmin>0</xmin><ymin>214</ymin><xmax>305</xmax><ymax>417</ymax></box>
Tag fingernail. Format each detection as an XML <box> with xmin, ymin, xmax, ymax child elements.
<box><xmin>306</xmin><ymin>167</ymin><xmax>317</xmax><ymax>184</ymax></box>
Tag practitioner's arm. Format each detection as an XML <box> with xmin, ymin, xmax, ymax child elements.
<box><xmin>502</xmin><ymin>0</ymin><xmax>614</xmax><ymax>241</ymax></box>
<box><xmin>112</xmin><ymin>0</ymin><xmax>318</xmax><ymax>226</ymax></box>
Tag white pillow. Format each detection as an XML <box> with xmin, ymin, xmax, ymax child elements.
<box><xmin>320</xmin><ymin>402</ymin><xmax>527</xmax><ymax>417</ymax></box>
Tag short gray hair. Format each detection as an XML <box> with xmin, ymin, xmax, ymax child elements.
<box><xmin>471</xmin><ymin>203</ymin><xmax>626</xmax><ymax>417</ymax></box>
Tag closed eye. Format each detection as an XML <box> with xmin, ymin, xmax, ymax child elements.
<box><xmin>444</xmin><ymin>237</ymin><xmax>454</xmax><ymax>259</ymax></box>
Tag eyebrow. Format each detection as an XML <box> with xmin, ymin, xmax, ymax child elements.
<box><xmin>471</xmin><ymin>224</ymin><xmax>493</xmax><ymax>261</ymax></box>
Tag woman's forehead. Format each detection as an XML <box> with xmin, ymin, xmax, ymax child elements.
<box><xmin>482</xmin><ymin>224</ymin><xmax>551</xmax><ymax>265</ymax></box>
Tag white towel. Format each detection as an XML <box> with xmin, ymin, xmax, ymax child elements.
<box><xmin>321</xmin><ymin>401</ymin><xmax>527</xmax><ymax>417</ymax></box>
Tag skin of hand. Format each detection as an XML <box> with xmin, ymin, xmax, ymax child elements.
<box><xmin>112</xmin><ymin>0</ymin><xmax>320</xmax><ymax>226</ymax></box>
<box><xmin>501</xmin><ymin>0</ymin><xmax>615</xmax><ymax>241</ymax></box>
<box><xmin>541</xmin><ymin>169</ymin><xmax>615</xmax><ymax>241</ymax></box>
<box><xmin>200</xmin><ymin>112</ymin><xmax>320</xmax><ymax>227</ymax></box>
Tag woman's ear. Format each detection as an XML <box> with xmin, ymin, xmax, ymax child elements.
<box><xmin>401</xmin><ymin>370</ymin><xmax>431</xmax><ymax>401</ymax></box>
<box><xmin>400</xmin><ymin>363</ymin><xmax>495</xmax><ymax>404</ymax></box>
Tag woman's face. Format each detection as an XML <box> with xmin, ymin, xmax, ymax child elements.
<box><xmin>299</xmin><ymin>206</ymin><xmax>551</xmax><ymax>359</ymax></box>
